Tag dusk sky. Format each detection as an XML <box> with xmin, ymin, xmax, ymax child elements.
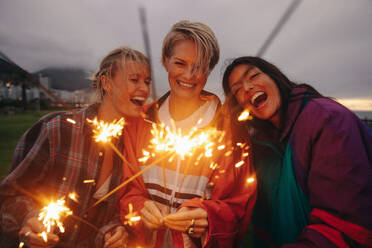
<box><xmin>1</xmin><ymin>0</ymin><xmax>371</xmax><ymax>110</ymax></box>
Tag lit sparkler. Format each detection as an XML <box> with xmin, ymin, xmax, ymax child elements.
<box><xmin>87</xmin><ymin>117</ymin><xmax>135</xmax><ymax>172</ymax></box>
<box><xmin>139</xmin><ymin>122</ymin><xmax>224</xmax><ymax>162</ymax></box>
<box><xmin>238</xmin><ymin>110</ymin><xmax>252</xmax><ymax>121</ymax></box>
<box><xmin>124</xmin><ymin>203</ymin><xmax>141</xmax><ymax>226</ymax></box>
<box><xmin>91</xmin><ymin>122</ymin><xmax>226</xmax><ymax>208</ymax></box>
<box><xmin>38</xmin><ymin>198</ymin><xmax>73</xmax><ymax>241</ymax></box>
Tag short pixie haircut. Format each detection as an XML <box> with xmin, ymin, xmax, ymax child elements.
<box><xmin>161</xmin><ymin>20</ymin><xmax>220</xmax><ymax>74</ymax></box>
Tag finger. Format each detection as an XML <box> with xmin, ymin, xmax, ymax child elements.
<box><xmin>144</xmin><ymin>201</ymin><xmax>164</xmax><ymax>221</ymax></box>
<box><xmin>106</xmin><ymin>237</ymin><xmax>126</xmax><ymax>248</ymax></box>
<box><xmin>141</xmin><ymin>207</ymin><xmax>162</xmax><ymax>226</ymax></box>
<box><xmin>104</xmin><ymin>232</ymin><xmax>112</xmax><ymax>243</ymax></box>
<box><xmin>105</xmin><ymin>227</ymin><xmax>125</xmax><ymax>247</ymax></box>
<box><xmin>164</xmin><ymin>222</ymin><xmax>206</xmax><ymax>234</ymax></box>
<box><xmin>26</xmin><ymin>217</ymin><xmax>45</xmax><ymax>234</ymax></box>
<box><xmin>25</xmin><ymin>232</ymin><xmax>58</xmax><ymax>247</ymax></box>
<box><xmin>164</xmin><ymin>208</ymin><xmax>207</xmax><ymax>221</ymax></box>
<box><xmin>163</xmin><ymin>218</ymin><xmax>208</xmax><ymax>228</ymax></box>
<box><xmin>154</xmin><ymin>201</ymin><xmax>170</xmax><ymax>216</ymax></box>
<box><xmin>141</xmin><ymin>212</ymin><xmax>162</xmax><ymax>230</ymax></box>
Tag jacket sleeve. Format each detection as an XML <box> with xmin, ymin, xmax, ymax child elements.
<box><xmin>181</xmin><ymin>119</ymin><xmax>257</xmax><ymax>248</ymax></box>
<box><xmin>0</xmin><ymin>120</ymin><xmax>51</xmax><ymax>238</ymax></box>
<box><xmin>284</xmin><ymin>105</ymin><xmax>372</xmax><ymax>247</ymax></box>
<box><xmin>119</xmin><ymin>119</ymin><xmax>154</xmax><ymax>247</ymax></box>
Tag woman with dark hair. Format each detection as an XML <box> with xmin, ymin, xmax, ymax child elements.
<box><xmin>223</xmin><ymin>56</ymin><xmax>372</xmax><ymax>247</ymax></box>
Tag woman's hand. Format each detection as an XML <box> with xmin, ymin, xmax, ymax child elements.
<box><xmin>140</xmin><ymin>200</ymin><xmax>169</xmax><ymax>230</ymax></box>
<box><xmin>163</xmin><ymin>207</ymin><xmax>208</xmax><ymax>238</ymax></box>
<box><xmin>19</xmin><ymin>216</ymin><xmax>59</xmax><ymax>247</ymax></box>
<box><xmin>104</xmin><ymin>226</ymin><xmax>128</xmax><ymax>248</ymax></box>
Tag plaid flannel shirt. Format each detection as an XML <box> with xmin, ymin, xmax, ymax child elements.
<box><xmin>0</xmin><ymin>104</ymin><xmax>124</xmax><ymax>247</ymax></box>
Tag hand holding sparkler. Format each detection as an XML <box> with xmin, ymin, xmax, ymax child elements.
<box><xmin>163</xmin><ymin>207</ymin><xmax>208</xmax><ymax>238</ymax></box>
<box><xmin>19</xmin><ymin>216</ymin><xmax>59</xmax><ymax>247</ymax></box>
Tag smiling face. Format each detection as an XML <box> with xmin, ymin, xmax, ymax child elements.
<box><xmin>164</xmin><ymin>40</ymin><xmax>208</xmax><ymax>101</ymax></box>
<box><xmin>103</xmin><ymin>59</ymin><xmax>151</xmax><ymax>118</ymax></box>
<box><xmin>228</xmin><ymin>64</ymin><xmax>281</xmax><ymax>126</ymax></box>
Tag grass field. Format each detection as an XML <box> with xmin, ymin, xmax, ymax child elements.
<box><xmin>0</xmin><ymin>111</ymin><xmax>52</xmax><ymax>179</ymax></box>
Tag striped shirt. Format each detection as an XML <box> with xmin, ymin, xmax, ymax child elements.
<box><xmin>0</xmin><ymin>104</ymin><xmax>123</xmax><ymax>247</ymax></box>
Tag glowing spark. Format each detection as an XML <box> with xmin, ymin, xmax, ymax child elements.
<box><xmin>247</xmin><ymin>177</ymin><xmax>255</xmax><ymax>183</ymax></box>
<box><xmin>68</xmin><ymin>192</ymin><xmax>78</xmax><ymax>202</ymax></box>
<box><xmin>18</xmin><ymin>242</ymin><xmax>24</xmax><ymax>248</ymax></box>
<box><xmin>83</xmin><ymin>179</ymin><xmax>95</xmax><ymax>184</ymax></box>
<box><xmin>38</xmin><ymin>198</ymin><xmax>73</xmax><ymax>241</ymax></box>
<box><xmin>87</xmin><ymin>117</ymin><xmax>125</xmax><ymax>143</ymax></box>
<box><xmin>237</xmin><ymin>142</ymin><xmax>243</xmax><ymax>147</ymax></box>
<box><xmin>238</xmin><ymin>110</ymin><xmax>252</xmax><ymax>121</ymax></box>
<box><xmin>242</xmin><ymin>152</ymin><xmax>249</xmax><ymax>157</ymax></box>
<box><xmin>217</xmin><ymin>145</ymin><xmax>225</xmax><ymax>150</ymax></box>
<box><xmin>124</xmin><ymin>203</ymin><xmax>141</xmax><ymax>226</ymax></box>
<box><xmin>139</xmin><ymin>123</ymin><xmax>224</xmax><ymax>162</ymax></box>
<box><xmin>225</xmin><ymin>150</ymin><xmax>232</xmax><ymax>156</ymax></box>
<box><xmin>66</xmin><ymin>118</ymin><xmax>76</xmax><ymax>124</ymax></box>
<box><xmin>235</xmin><ymin>161</ymin><xmax>245</xmax><ymax>168</ymax></box>
<box><xmin>39</xmin><ymin>231</ymin><xmax>48</xmax><ymax>242</ymax></box>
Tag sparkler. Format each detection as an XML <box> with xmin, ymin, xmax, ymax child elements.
<box><xmin>38</xmin><ymin>198</ymin><xmax>73</xmax><ymax>241</ymax></box>
<box><xmin>238</xmin><ymin>110</ymin><xmax>252</xmax><ymax>121</ymax></box>
<box><xmin>124</xmin><ymin>203</ymin><xmax>141</xmax><ymax>226</ymax></box>
<box><xmin>87</xmin><ymin>117</ymin><xmax>135</xmax><ymax>172</ymax></box>
<box><xmin>91</xmin><ymin>122</ymin><xmax>225</xmax><ymax>208</ymax></box>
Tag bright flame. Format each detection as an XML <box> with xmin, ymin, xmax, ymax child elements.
<box><xmin>66</xmin><ymin>118</ymin><xmax>76</xmax><ymax>124</ymax></box>
<box><xmin>139</xmin><ymin>123</ymin><xmax>224</xmax><ymax>162</ymax></box>
<box><xmin>124</xmin><ymin>203</ymin><xmax>141</xmax><ymax>226</ymax></box>
<box><xmin>39</xmin><ymin>231</ymin><xmax>48</xmax><ymax>242</ymax></box>
<box><xmin>38</xmin><ymin>198</ymin><xmax>73</xmax><ymax>237</ymax></box>
<box><xmin>68</xmin><ymin>192</ymin><xmax>78</xmax><ymax>202</ymax></box>
<box><xmin>235</xmin><ymin>160</ymin><xmax>245</xmax><ymax>168</ymax></box>
<box><xmin>83</xmin><ymin>179</ymin><xmax>95</xmax><ymax>184</ymax></box>
<box><xmin>247</xmin><ymin>177</ymin><xmax>255</xmax><ymax>183</ymax></box>
<box><xmin>87</xmin><ymin>117</ymin><xmax>125</xmax><ymax>143</ymax></box>
<box><xmin>238</xmin><ymin>110</ymin><xmax>251</xmax><ymax>121</ymax></box>
<box><xmin>18</xmin><ymin>242</ymin><xmax>24</xmax><ymax>248</ymax></box>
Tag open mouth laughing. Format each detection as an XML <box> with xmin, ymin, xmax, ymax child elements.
<box><xmin>130</xmin><ymin>96</ymin><xmax>146</xmax><ymax>106</ymax></box>
<box><xmin>251</xmin><ymin>91</ymin><xmax>268</xmax><ymax>108</ymax></box>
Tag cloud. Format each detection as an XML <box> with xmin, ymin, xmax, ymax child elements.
<box><xmin>0</xmin><ymin>0</ymin><xmax>371</xmax><ymax>102</ymax></box>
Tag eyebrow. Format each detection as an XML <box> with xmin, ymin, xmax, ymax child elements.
<box><xmin>230</xmin><ymin>65</ymin><xmax>255</xmax><ymax>88</ymax></box>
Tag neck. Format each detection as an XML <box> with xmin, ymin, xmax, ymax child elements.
<box><xmin>168</xmin><ymin>93</ymin><xmax>205</xmax><ymax>121</ymax></box>
<box><xmin>98</xmin><ymin>99</ymin><xmax>120</xmax><ymax>122</ymax></box>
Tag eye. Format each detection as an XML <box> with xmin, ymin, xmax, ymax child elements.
<box><xmin>145</xmin><ymin>79</ymin><xmax>151</xmax><ymax>85</ymax></box>
<box><xmin>250</xmin><ymin>72</ymin><xmax>260</xmax><ymax>79</ymax></box>
<box><xmin>129</xmin><ymin>77</ymin><xmax>138</xmax><ymax>82</ymax></box>
<box><xmin>175</xmin><ymin>61</ymin><xmax>184</xmax><ymax>66</ymax></box>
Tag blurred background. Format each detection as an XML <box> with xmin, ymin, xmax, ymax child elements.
<box><xmin>1</xmin><ymin>0</ymin><xmax>371</xmax><ymax>177</ymax></box>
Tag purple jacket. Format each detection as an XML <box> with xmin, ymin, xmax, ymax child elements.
<box><xmin>279</xmin><ymin>88</ymin><xmax>372</xmax><ymax>247</ymax></box>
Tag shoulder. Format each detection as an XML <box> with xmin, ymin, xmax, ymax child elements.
<box><xmin>302</xmin><ymin>97</ymin><xmax>360</xmax><ymax>130</ymax></box>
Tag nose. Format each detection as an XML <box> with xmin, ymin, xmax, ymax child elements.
<box><xmin>242</xmin><ymin>80</ymin><xmax>253</xmax><ymax>91</ymax></box>
<box><xmin>138</xmin><ymin>80</ymin><xmax>149</xmax><ymax>93</ymax></box>
<box><xmin>183</xmin><ymin>65</ymin><xmax>195</xmax><ymax>80</ymax></box>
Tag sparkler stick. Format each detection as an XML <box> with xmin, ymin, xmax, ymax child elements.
<box><xmin>90</xmin><ymin>153</ymin><xmax>171</xmax><ymax>208</ymax></box>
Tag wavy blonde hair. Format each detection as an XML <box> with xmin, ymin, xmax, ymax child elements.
<box><xmin>161</xmin><ymin>20</ymin><xmax>220</xmax><ymax>75</ymax></box>
<box><xmin>93</xmin><ymin>46</ymin><xmax>150</xmax><ymax>100</ymax></box>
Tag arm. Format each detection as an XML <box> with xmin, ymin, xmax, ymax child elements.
<box><xmin>0</xmin><ymin>119</ymin><xmax>53</xmax><ymax>245</ymax></box>
<box><xmin>284</xmin><ymin>106</ymin><xmax>372</xmax><ymax>247</ymax></box>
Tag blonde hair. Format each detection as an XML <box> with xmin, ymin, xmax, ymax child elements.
<box><xmin>161</xmin><ymin>20</ymin><xmax>220</xmax><ymax>74</ymax></box>
<box><xmin>93</xmin><ymin>46</ymin><xmax>150</xmax><ymax>100</ymax></box>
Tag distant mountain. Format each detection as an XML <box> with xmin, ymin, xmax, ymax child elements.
<box><xmin>33</xmin><ymin>67</ymin><xmax>93</xmax><ymax>91</ymax></box>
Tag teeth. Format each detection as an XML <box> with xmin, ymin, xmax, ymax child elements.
<box><xmin>251</xmin><ymin>92</ymin><xmax>264</xmax><ymax>105</ymax></box>
<box><xmin>178</xmin><ymin>81</ymin><xmax>194</xmax><ymax>88</ymax></box>
<box><xmin>132</xmin><ymin>96</ymin><xmax>145</xmax><ymax>101</ymax></box>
